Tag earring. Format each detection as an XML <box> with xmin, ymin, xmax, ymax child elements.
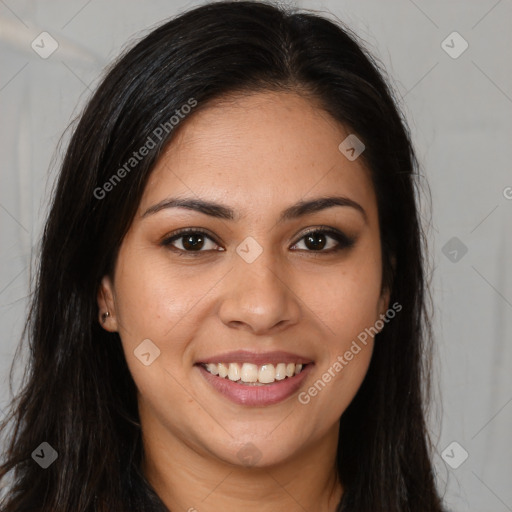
<box><xmin>101</xmin><ymin>311</ymin><xmax>111</xmax><ymax>323</ymax></box>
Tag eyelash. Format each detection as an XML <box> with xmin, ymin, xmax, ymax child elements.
<box><xmin>161</xmin><ymin>226</ymin><xmax>356</xmax><ymax>256</ymax></box>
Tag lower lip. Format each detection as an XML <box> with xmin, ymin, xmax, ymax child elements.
<box><xmin>196</xmin><ymin>364</ymin><xmax>313</xmax><ymax>406</ymax></box>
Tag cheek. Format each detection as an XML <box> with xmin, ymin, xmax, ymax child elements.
<box><xmin>298</xmin><ymin>278</ymin><xmax>377</xmax><ymax>423</ymax></box>
<box><xmin>302</xmin><ymin>251</ymin><xmax>383</xmax><ymax>341</ymax></box>
<box><xmin>113</xmin><ymin>250</ymin><xmax>207</xmax><ymax>342</ymax></box>
<box><xmin>112</xmin><ymin>247</ymin><xmax>224</xmax><ymax>394</ymax></box>
<box><xmin>294</xmin><ymin>249</ymin><xmax>381</xmax><ymax>415</ymax></box>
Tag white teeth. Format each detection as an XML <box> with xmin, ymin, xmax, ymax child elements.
<box><xmin>228</xmin><ymin>362</ymin><xmax>241</xmax><ymax>381</ymax></box>
<box><xmin>258</xmin><ymin>364</ymin><xmax>275</xmax><ymax>384</ymax></box>
<box><xmin>275</xmin><ymin>363</ymin><xmax>287</xmax><ymax>380</ymax></box>
<box><xmin>206</xmin><ymin>363</ymin><xmax>219</xmax><ymax>375</ymax></box>
<box><xmin>240</xmin><ymin>363</ymin><xmax>258</xmax><ymax>383</ymax></box>
<box><xmin>202</xmin><ymin>362</ymin><xmax>306</xmax><ymax>384</ymax></box>
<box><xmin>218</xmin><ymin>363</ymin><xmax>229</xmax><ymax>378</ymax></box>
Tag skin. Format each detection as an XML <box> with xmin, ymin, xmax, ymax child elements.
<box><xmin>98</xmin><ymin>91</ymin><xmax>391</xmax><ymax>512</ymax></box>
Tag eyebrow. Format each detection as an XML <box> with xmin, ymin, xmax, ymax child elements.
<box><xmin>142</xmin><ymin>195</ymin><xmax>367</xmax><ymax>224</ymax></box>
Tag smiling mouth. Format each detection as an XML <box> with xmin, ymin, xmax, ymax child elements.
<box><xmin>198</xmin><ymin>362</ymin><xmax>309</xmax><ymax>385</ymax></box>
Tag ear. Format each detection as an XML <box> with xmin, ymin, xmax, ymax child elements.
<box><xmin>377</xmin><ymin>287</ymin><xmax>391</xmax><ymax>318</ymax></box>
<box><xmin>97</xmin><ymin>275</ymin><xmax>118</xmax><ymax>332</ymax></box>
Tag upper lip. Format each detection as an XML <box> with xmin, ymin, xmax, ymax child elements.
<box><xmin>197</xmin><ymin>350</ymin><xmax>314</xmax><ymax>366</ymax></box>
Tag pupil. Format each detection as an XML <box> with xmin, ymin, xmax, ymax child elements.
<box><xmin>183</xmin><ymin>234</ymin><xmax>204</xmax><ymax>250</ymax></box>
<box><xmin>305</xmin><ymin>232</ymin><xmax>326</xmax><ymax>250</ymax></box>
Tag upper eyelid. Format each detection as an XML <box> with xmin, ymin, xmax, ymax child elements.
<box><xmin>163</xmin><ymin>227</ymin><xmax>218</xmax><ymax>243</ymax></box>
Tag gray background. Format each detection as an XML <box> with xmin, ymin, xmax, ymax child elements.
<box><xmin>1</xmin><ymin>1</ymin><xmax>511</xmax><ymax>510</ymax></box>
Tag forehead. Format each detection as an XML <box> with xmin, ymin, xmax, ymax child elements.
<box><xmin>139</xmin><ymin>91</ymin><xmax>377</xmax><ymax>223</ymax></box>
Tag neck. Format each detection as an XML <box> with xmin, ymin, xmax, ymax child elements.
<box><xmin>141</xmin><ymin>417</ymin><xmax>343</xmax><ymax>512</ymax></box>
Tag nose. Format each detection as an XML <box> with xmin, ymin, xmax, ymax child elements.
<box><xmin>218</xmin><ymin>251</ymin><xmax>301</xmax><ymax>335</ymax></box>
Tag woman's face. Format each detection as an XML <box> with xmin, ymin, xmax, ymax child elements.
<box><xmin>99</xmin><ymin>91</ymin><xmax>390</xmax><ymax>468</ymax></box>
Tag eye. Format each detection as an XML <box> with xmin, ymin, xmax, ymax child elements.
<box><xmin>291</xmin><ymin>227</ymin><xmax>355</xmax><ymax>253</ymax></box>
<box><xmin>161</xmin><ymin>226</ymin><xmax>355</xmax><ymax>256</ymax></box>
<box><xmin>161</xmin><ymin>229</ymin><xmax>222</xmax><ymax>254</ymax></box>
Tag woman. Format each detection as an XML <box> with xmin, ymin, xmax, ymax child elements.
<box><xmin>0</xmin><ymin>1</ymin><xmax>446</xmax><ymax>510</ymax></box>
